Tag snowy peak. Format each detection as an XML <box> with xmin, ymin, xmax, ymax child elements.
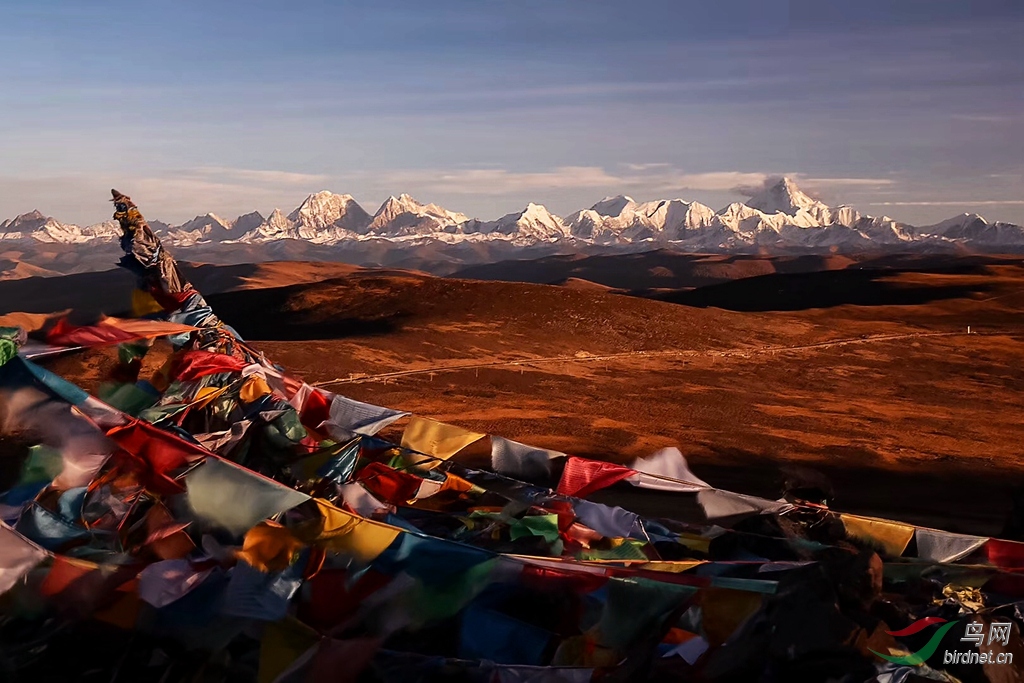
<box><xmin>739</xmin><ymin>177</ymin><xmax>861</xmax><ymax>228</ymax></box>
<box><xmin>591</xmin><ymin>195</ymin><xmax>635</xmax><ymax>217</ymax></box>
<box><xmin>745</xmin><ymin>177</ymin><xmax>820</xmax><ymax>216</ymax></box>
<box><xmin>236</xmin><ymin>208</ymin><xmax>298</xmax><ymax>243</ymax></box>
<box><xmin>267</xmin><ymin>208</ymin><xmax>289</xmax><ymax>226</ymax></box>
<box><xmin>30</xmin><ymin>218</ymin><xmax>92</xmax><ymax>244</ymax></box>
<box><xmin>82</xmin><ymin>220</ymin><xmax>121</xmax><ymax>240</ymax></box>
<box><xmin>1</xmin><ymin>210</ymin><xmax>49</xmax><ymax>233</ymax></box>
<box><xmin>372</xmin><ymin>194</ymin><xmax>423</xmax><ymax>223</ymax></box>
<box><xmin>924</xmin><ymin>213</ymin><xmax>987</xmax><ymax>232</ymax></box>
<box><xmin>917</xmin><ymin>212</ymin><xmax>1024</xmax><ymax>244</ymax></box>
<box><xmin>178</xmin><ymin>213</ymin><xmax>230</xmax><ymax>233</ymax></box>
<box><xmin>717</xmin><ymin>202</ymin><xmax>766</xmax><ymax>222</ymax></box>
<box><xmin>466</xmin><ymin>203</ymin><xmax>567</xmax><ymax>240</ymax></box>
<box><xmin>232</xmin><ymin>211</ymin><xmax>265</xmax><ymax>234</ymax></box>
<box><xmin>288</xmin><ymin>191</ymin><xmax>370</xmax><ymax>233</ymax></box>
<box><xmin>163</xmin><ymin>213</ymin><xmax>234</xmax><ymax>246</ymax></box>
<box><xmin>567</xmin><ymin>198</ymin><xmax>716</xmax><ymax>243</ymax></box>
<box><xmin>368</xmin><ymin>194</ymin><xmax>469</xmax><ymax>236</ymax></box>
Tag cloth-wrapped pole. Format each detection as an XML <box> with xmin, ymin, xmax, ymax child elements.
<box><xmin>111</xmin><ymin>189</ymin><xmax>240</xmax><ymax>350</ymax></box>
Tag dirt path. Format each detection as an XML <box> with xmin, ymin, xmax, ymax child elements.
<box><xmin>313</xmin><ymin>329</ymin><xmax>983</xmax><ymax>387</ymax></box>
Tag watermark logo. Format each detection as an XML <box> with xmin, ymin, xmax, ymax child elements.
<box><xmin>870</xmin><ymin>617</ymin><xmax>1013</xmax><ymax>666</ymax></box>
<box><xmin>870</xmin><ymin>618</ymin><xmax>958</xmax><ymax>666</ymax></box>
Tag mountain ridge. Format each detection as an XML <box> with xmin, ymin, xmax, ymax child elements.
<box><xmin>3</xmin><ymin>178</ymin><xmax>1024</xmax><ymax>279</ymax></box>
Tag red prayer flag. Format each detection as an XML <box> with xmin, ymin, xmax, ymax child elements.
<box><xmin>556</xmin><ymin>456</ymin><xmax>636</xmax><ymax>498</ymax></box>
<box><xmin>299</xmin><ymin>567</ymin><xmax>391</xmax><ymax>632</ymax></box>
<box><xmin>299</xmin><ymin>387</ymin><xmax>332</xmax><ymax>433</ymax></box>
<box><xmin>46</xmin><ymin>317</ymin><xmax>138</xmax><ymax>347</ymax></box>
<box><xmin>983</xmin><ymin>572</ymin><xmax>1024</xmax><ymax>598</ymax></box>
<box><xmin>169</xmin><ymin>350</ymin><xmax>249</xmax><ymax>382</ymax></box>
<box><xmin>40</xmin><ymin>555</ymin><xmax>139</xmax><ymax>617</ymax></box>
<box><xmin>354</xmin><ymin>462</ymin><xmax>423</xmax><ymax>504</ymax></box>
<box><xmin>985</xmin><ymin>538</ymin><xmax>1024</xmax><ymax>570</ymax></box>
<box><xmin>106</xmin><ymin>420</ymin><xmax>210</xmax><ymax>494</ymax></box>
<box><xmin>45</xmin><ymin>317</ymin><xmax>197</xmax><ymax>348</ymax></box>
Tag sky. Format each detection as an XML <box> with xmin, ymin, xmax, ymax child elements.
<box><xmin>0</xmin><ymin>0</ymin><xmax>1022</xmax><ymax>226</ymax></box>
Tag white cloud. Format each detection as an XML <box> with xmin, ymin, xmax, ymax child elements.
<box><xmin>799</xmin><ymin>177</ymin><xmax>896</xmax><ymax>186</ymax></box>
<box><xmin>623</xmin><ymin>162</ymin><xmax>673</xmax><ymax>171</ymax></box>
<box><xmin>341</xmin><ymin>166</ymin><xmax>775</xmax><ymax>197</ymax></box>
<box><xmin>364</xmin><ymin>166</ymin><xmax>622</xmax><ymax>193</ymax></box>
<box><xmin>184</xmin><ymin>167</ymin><xmax>329</xmax><ymax>186</ymax></box>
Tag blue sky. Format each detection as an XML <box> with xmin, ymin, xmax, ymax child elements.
<box><xmin>1</xmin><ymin>0</ymin><xmax>1022</xmax><ymax>225</ymax></box>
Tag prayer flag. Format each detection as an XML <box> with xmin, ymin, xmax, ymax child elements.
<box><xmin>490</xmin><ymin>436</ymin><xmax>564</xmax><ymax>480</ymax></box>
<box><xmin>914</xmin><ymin>528</ymin><xmax>987</xmax><ymax>563</ymax></box>
<box><xmin>137</xmin><ymin>559</ymin><xmax>215</xmax><ymax>609</ymax></box>
<box><xmin>237</xmin><ymin>521</ymin><xmax>304</xmax><ymax>572</ymax></box>
<box><xmin>185</xmin><ymin>457</ymin><xmax>311</xmax><ymax>534</ymax></box>
<box><xmin>401</xmin><ymin>416</ymin><xmax>485</xmax><ymax>462</ymax></box>
<box><xmin>841</xmin><ymin>514</ymin><xmax>915</xmax><ymax>557</ymax></box>
<box><xmin>305</xmin><ymin>499</ymin><xmax>401</xmax><ymax>562</ymax></box>
<box><xmin>627</xmin><ymin>447</ymin><xmax>709</xmax><ymax>492</ymax></box>
<box><xmin>556</xmin><ymin>457</ymin><xmax>635</xmax><ymax>498</ymax></box>
<box><xmin>321</xmin><ymin>394</ymin><xmax>410</xmax><ymax>439</ymax></box>
<box><xmin>0</xmin><ymin>522</ymin><xmax>47</xmax><ymax>595</ymax></box>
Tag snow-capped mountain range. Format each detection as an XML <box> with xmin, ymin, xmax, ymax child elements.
<box><xmin>2</xmin><ymin>179</ymin><xmax>1022</xmax><ymax>274</ymax></box>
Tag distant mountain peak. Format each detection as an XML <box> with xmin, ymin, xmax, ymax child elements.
<box><xmin>470</xmin><ymin>203</ymin><xmax>566</xmax><ymax>240</ymax></box>
<box><xmin>288</xmin><ymin>191</ymin><xmax>370</xmax><ymax>233</ymax></box>
<box><xmin>377</xmin><ymin>194</ymin><xmax>426</xmax><ymax>213</ymax></box>
<box><xmin>746</xmin><ymin>177</ymin><xmax>822</xmax><ymax>216</ymax></box>
<box><xmin>182</xmin><ymin>212</ymin><xmax>229</xmax><ymax>227</ymax></box>
<box><xmin>591</xmin><ymin>195</ymin><xmax>635</xmax><ymax>217</ymax></box>
<box><xmin>367</xmin><ymin>193</ymin><xmax>468</xmax><ymax>236</ymax></box>
<box><xmin>232</xmin><ymin>211</ymin><xmax>265</xmax><ymax>234</ymax></box>
<box><xmin>1</xmin><ymin>209</ymin><xmax>50</xmax><ymax>232</ymax></box>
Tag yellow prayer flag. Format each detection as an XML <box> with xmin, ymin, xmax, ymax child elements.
<box><xmin>841</xmin><ymin>514</ymin><xmax>915</xmax><ymax>557</ymax></box>
<box><xmin>193</xmin><ymin>385</ymin><xmax>227</xmax><ymax>409</ymax></box>
<box><xmin>677</xmin><ymin>533</ymin><xmax>712</xmax><ymax>554</ymax></box>
<box><xmin>697</xmin><ymin>588</ymin><xmax>764</xmax><ymax>647</ymax></box>
<box><xmin>309</xmin><ymin>499</ymin><xmax>400</xmax><ymax>561</ymax></box>
<box><xmin>131</xmin><ymin>289</ymin><xmax>165</xmax><ymax>317</ymax></box>
<box><xmin>240</xmin><ymin>375</ymin><xmax>273</xmax><ymax>403</ymax></box>
<box><xmin>237</xmin><ymin>521</ymin><xmax>304</xmax><ymax>572</ymax></box>
<box><xmin>400</xmin><ymin>417</ymin><xmax>485</xmax><ymax>463</ymax></box>
<box><xmin>258</xmin><ymin>618</ymin><xmax>319</xmax><ymax>683</ymax></box>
